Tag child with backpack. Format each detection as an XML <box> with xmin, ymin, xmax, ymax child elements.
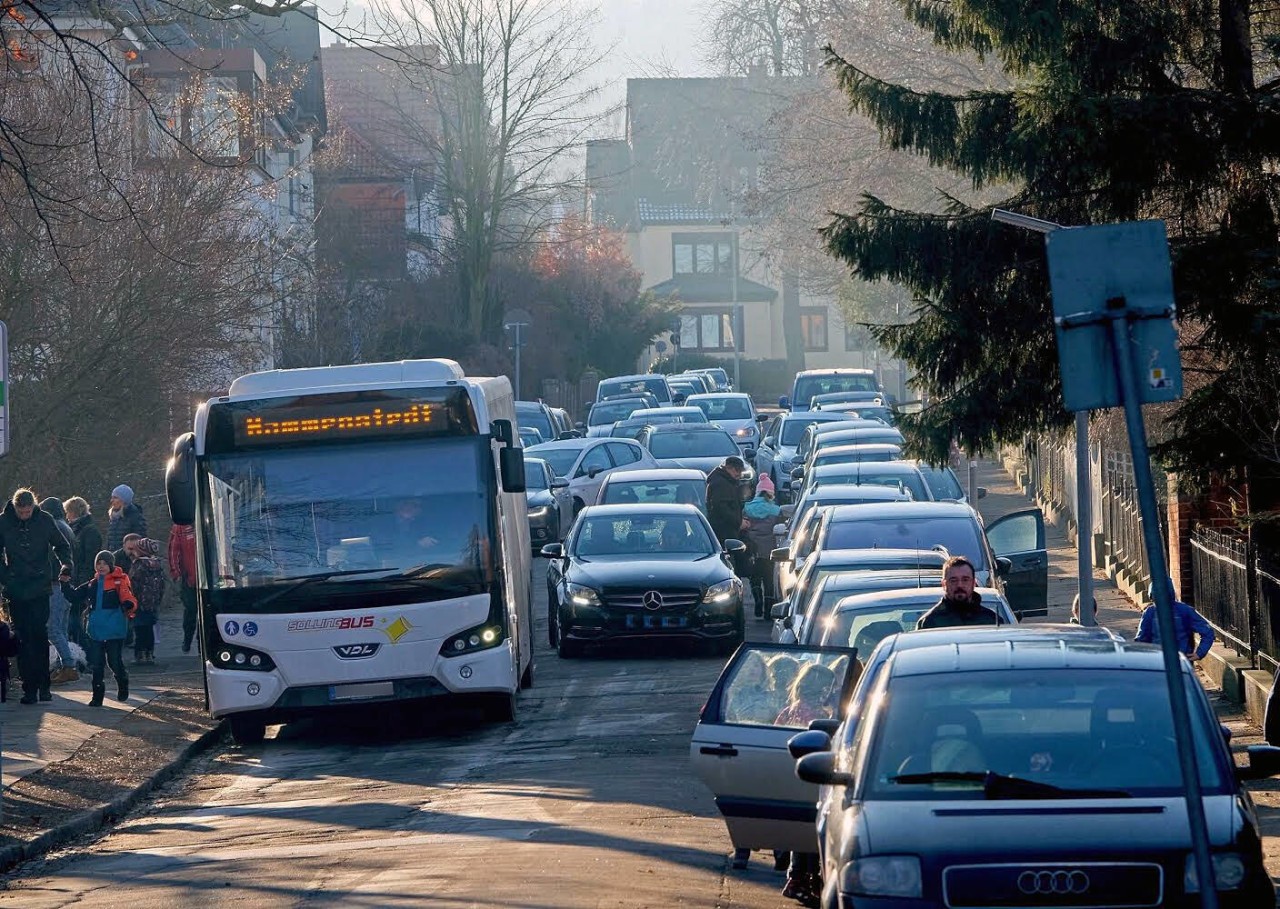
<box><xmin>60</xmin><ymin>551</ymin><xmax>135</xmax><ymax>706</ymax></box>
<box><xmin>128</xmin><ymin>538</ymin><xmax>166</xmax><ymax>665</ymax></box>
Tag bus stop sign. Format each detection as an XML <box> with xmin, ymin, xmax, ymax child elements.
<box><xmin>1045</xmin><ymin>221</ymin><xmax>1182</xmax><ymax>412</ymax></box>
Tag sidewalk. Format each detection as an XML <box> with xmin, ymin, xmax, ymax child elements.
<box><xmin>0</xmin><ymin>614</ymin><xmax>219</xmax><ymax>871</ymax></box>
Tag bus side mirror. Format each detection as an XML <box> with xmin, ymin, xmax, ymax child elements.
<box><xmin>500</xmin><ymin>447</ymin><xmax>526</xmax><ymax>493</ymax></box>
<box><xmin>166</xmin><ymin>432</ymin><xmax>197</xmax><ymax>525</ymax></box>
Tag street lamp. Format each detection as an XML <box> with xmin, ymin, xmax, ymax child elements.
<box><xmin>990</xmin><ymin>209</ymin><xmax>1095</xmax><ymax>626</ymax></box>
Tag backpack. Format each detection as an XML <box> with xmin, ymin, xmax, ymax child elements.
<box><xmin>129</xmin><ymin>556</ymin><xmax>166</xmax><ymax>624</ymax></box>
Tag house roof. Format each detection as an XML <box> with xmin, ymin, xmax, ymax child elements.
<box><xmin>636</xmin><ymin>199</ymin><xmax>738</xmax><ymax>225</ymax></box>
<box><xmin>647</xmin><ymin>273</ymin><xmax>777</xmax><ymax>304</ymax></box>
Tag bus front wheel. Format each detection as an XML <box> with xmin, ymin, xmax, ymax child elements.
<box><xmin>228</xmin><ymin>715</ymin><xmax>266</xmax><ymax>746</ymax></box>
<box><xmin>482</xmin><ymin>692</ymin><xmax>517</xmax><ymax>723</ymax></box>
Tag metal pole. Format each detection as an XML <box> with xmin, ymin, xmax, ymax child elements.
<box><xmin>1108</xmin><ymin>298</ymin><xmax>1218</xmax><ymax>909</ymax></box>
<box><xmin>967</xmin><ymin>459</ymin><xmax>976</xmax><ymax>505</ymax></box>
<box><xmin>732</xmin><ymin>234</ymin><xmax>741</xmax><ymax>392</ymax></box>
<box><xmin>514</xmin><ymin>324</ymin><xmax>523</xmax><ymax>400</ymax></box>
<box><xmin>1076</xmin><ymin>411</ymin><xmax>1095</xmax><ymax>626</ymax></box>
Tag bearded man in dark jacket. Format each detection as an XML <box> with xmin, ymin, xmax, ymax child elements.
<box><xmin>915</xmin><ymin>556</ymin><xmax>999</xmax><ymax>630</ymax></box>
<box><xmin>0</xmin><ymin>489</ymin><xmax>73</xmax><ymax>703</ymax></box>
<box><xmin>706</xmin><ymin>456</ymin><xmax>747</xmax><ymax>544</ymax></box>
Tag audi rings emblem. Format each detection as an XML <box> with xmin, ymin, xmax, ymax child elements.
<box><xmin>1017</xmin><ymin>870</ymin><xmax>1090</xmax><ymax>895</ymax></box>
<box><xmin>642</xmin><ymin>590</ymin><xmax>664</xmax><ymax>611</ymax></box>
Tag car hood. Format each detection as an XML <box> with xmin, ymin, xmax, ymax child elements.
<box><xmin>856</xmin><ymin>795</ymin><xmax>1242</xmax><ymax>859</ymax></box>
<box><xmin>568</xmin><ymin>556</ymin><xmax>733</xmax><ymax>592</ymax></box>
<box><xmin>526</xmin><ymin>490</ymin><xmax>555</xmax><ymax>507</ymax></box>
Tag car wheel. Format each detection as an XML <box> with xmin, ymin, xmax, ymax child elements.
<box><xmin>228</xmin><ymin>715</ymin><xmax>266</xmax><ymax>746</ymax></box>
<box><xmin>547</xmin><ymin>593</ymin><xmax>559</xmax><ymax>648</ymax></box>
<box><xmin>557</xmin><ymin>623</ymin><xmax>583</xmax><ymax>658</ymax></box>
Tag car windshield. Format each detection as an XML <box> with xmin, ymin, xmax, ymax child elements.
<box><xmin>864</xmin><ymin>669</ymin><xmax>1226</xmax><ymax>799</ymax></box>
<box><xmin>826</xmin><ymin>517</ymin><xmax>986</xmax><ymax>570</ymax></box>
<box><xmin>794</xmin><ymin>375</ymin><xmax>879</xmax><ymax>408</ymax></box>
<box><xmin>806</xmin><ymin>578</ymin><xmax>929</xmax><ymax>632</ymax></box>
<box><xmin>601</xmin><ymin>479</ymin><xmax>706</xmax><ymax>510</ymax></box>
<box><xmin>599</xmin><ymin>377</ymin><xmax>669</xmax><ymax>402</ymax></box>
<box><xmin>610</xmin><ymin>423</ymin><xmax>650</xmax><ymax>440</ymax></box>
<box><xmin>515</xmin><ymin>404</ymin><xmax>554</xmax><ymax>440</ymax></box>
<box><xmin>648</xmin><ymin>430</ymin><xmax>739</xmax><ymax>459</ymax></box>
<box><xmin>573</xmin><ymin>513</ymin><xmax>716</xmax><ymax>557</ymax></box>
<box><xmin>589</xmin><ymin>400</ymin><xmax>643</xmax><ymax>425</ymax></box>
<box><xmin>528</xmin><ymin>445</ymin><xmax>581</xmax><ymax>478</ymax></box>
<box><xmin>691</xmin><ymin>397</ymin><xmax>753</xmax><ymax>420</ymax></box>
<box><xmin>782</xmin><ymin>417</ymin><xmax>835</xmax><ymax>446</ymax></box>
<box><xmin>919</xmin><ymin>465</ymin><xmax>965</xmax><ymax>500</ymax></box>
<box><xmin>822</xmin><ymin>602</ymin><xmax>937</xmax><ymax>649</ymax></box>
<box><xmin>203</xmin><ymin>439</ymin><xmax>491</xmax><ymax>593</ymax></box>
<box><xmin>523</xmin><ymin>461</ymin><xmax>549</xmax><ymax>490</ymax></box>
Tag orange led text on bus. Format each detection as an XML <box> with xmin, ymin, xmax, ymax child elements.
<box><xmin>241</xmin><ymin>404</ymin><xmax>435</xmax><ymax>438</ymax></box>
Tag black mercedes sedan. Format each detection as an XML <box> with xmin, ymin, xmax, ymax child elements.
<box><xmin>540</xmin><ymin>504</ymin><xmax>746</xmax><ymax>658</ymax></box>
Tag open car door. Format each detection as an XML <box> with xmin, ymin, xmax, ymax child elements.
<box><xmin>690</xmin><ymin>643</ymin><xmax>860</xmax><ymax>853</ymax></box>
<box><xmin>986</xmin><ymin>507</ymin><xmax>1048</xmax><ymax>618</ymax></box>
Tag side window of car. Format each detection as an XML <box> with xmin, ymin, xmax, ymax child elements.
<box><xmin>577</xmin><ymin>445</ymin><xmax>612</xmax><ymax>477</ymax></box>
<box><xmin>764</xmin><ymin>418</ymin><xmax>780</xmax><ymax>446</ymax></box>
<box><xmin>605</xmin><ymin>442</ymin><xmax>642</xmax><ymax>467</ymax></box>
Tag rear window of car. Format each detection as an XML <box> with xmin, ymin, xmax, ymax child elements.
<box><xmin>825</xmin><ymin>517</ymin><xmax>986</xmax><ymax>570</ymax></box>
<box><xmin>598</xmin><ymin>377</ymin><xmax>670</xmax><ymax>403</ymax></box>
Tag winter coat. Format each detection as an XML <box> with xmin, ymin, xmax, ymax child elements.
<box><xmin>0</xmin><ymin>501</ymin><xmax>74</xmax><ymax>600</ymax></box>
<box><xmin>915</xmin><ymin>592</ymin><xmax>999</xmax><ymax>630</ymax></box>
<box><xmin>68</xmin><ymin>514</ymin><xmax>104</xmax><ymax>586</ymax></box>
<box><xmin>742</xmin><ymin>494</ymin><xmax>782</xmax><ymax>558</ymax></box>
<box><xmin>705</xmin><ymin>466</ymin><xmax>745</xmax><ymax>543</ymax></box>
<box><xmin>168</xmin><ymin>523</ymin><xmax>197</xmax><ymax>586</ymax></box>
<box><xmin>39</xmin><ymin>498</ymin><xmax>74</xmax><ymax>581</ymax></box>
<box><xmin>62</xmin><ymin>569</ymin><xmax>137</xmax><ymax>642</ymax></box>
<box><xmin>1135</xmin><ymin>599</ymin><xmax>1215</xmax><ymax>659</ymax></box>
<box><xmin>106</xmin><ymin>502</ymin><xmax>147</xmax><ymax>552</ymax></box>
<box><xmin>129</xmin><ymin>539</ymin><xmax>165</xmax><ymax>627</ymax></box>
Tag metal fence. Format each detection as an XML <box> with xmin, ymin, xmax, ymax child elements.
<box><xmin>1191</xmin><ymin>527</ymin><xmax>1280</xmax><ymax>672</ymax></box>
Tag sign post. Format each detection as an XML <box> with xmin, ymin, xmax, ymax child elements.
<box><xmin>503</xmin><ymin>309</ymin><xmax>533</xmax><ymax>401</ymax></box>
<box><xmin>1044</xmin><ymin>220</ymin><xmax>1216</xmax><ymax>909</ymax></box>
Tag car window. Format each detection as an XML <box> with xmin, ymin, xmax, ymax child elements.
<box><xmin>782</xmin><ymin>418</ymin><xmax>830</xmax><ymax>446</ymax></box>
<box><xmin>692</xmin><ymin>398</ymin><xmax>752</xmax><ymax>420</ymax></box>
<box><xmin>522</xmin><ymin>461</ymin><xmax>549</xmax><ymax>490</ymax></box>
<box><xmin>793</xmin><ymin>375</ymin><xmax>879</xmax><ymax>408</ymax></box>
<box><xmin>602</xmin><ymin>479</ymin><xmax>705</xmax><ymax>509</ymax></box>
<box><xmin>920</xmin><ymin>466</ymin><xmax>965</xmax><ymax>500</ymax></box>
<box><xmin>576</xmin><ymin>445</ymin><xmax>612</xmax><ymax>477</ymax></box>
<box><xmin>648</xmin><ymin>430</ymin><xmax>739</xmax><ymax>459</ymax></box>
<box><xmin>987</xmin><ymin>513</ymin><xmax>1039</xmax><ymax>553</ymax></box>
<box><xmin>530</xmin><ymin>446</ymin><xmax>579</xmax><ymax>478</ymax></box>
<box><xmin>573</xmin><ymin>513</ymin><xmax>715</xmax><ymax>556</ymax></box>
<box><xmin>589</xmin><ymin>400</ymin><xmax>643</xmax><ymax>425</ymax></box>
<box><xmin>718</xmin><ymin>649</ymin><xmax>855</xmax><ymax>727</ymax></box>
<box><xmin>825</xmin><ymin>606</ymin><xmax>931</xmax><ymax>650</ymax></box>
<box><xmin>605</xmin><ymin>442</ymin><xmax>643</xmax><ymax>467</ymax></box>
<box><xmin>763</xmin><ymin>417</ymin><xmax>780</xmax><ymax>445</ymax></box>
<box><xmin>825</xmin><ymin>517</ymin><xmax>987</xmax><ymax>571</ymax></box>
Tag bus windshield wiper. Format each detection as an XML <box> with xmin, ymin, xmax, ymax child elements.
<box><xmin>254</xmin><ymin>568</ymin><xmax>394</xmax><ymax>609</ymax></box>
<box><xmin>888</xmin><ymin>770</ymin><xmax>1130</xmax><ymax>799</ymax></box>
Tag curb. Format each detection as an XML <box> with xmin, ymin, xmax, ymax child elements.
<box><xmin>0</xmin><ymin>717</ymin><xmax>225</xmax><ymax>872</ymax></box>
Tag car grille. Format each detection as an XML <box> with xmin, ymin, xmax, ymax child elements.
<box><xmin>943</xmin><ymin>862</ymin><xmax>1162</xmax><ymax>908</ymax></box>
<box><xmin>604</xmin><ymin>588</ymin><xmax>702</xmax><ymax>611</ymax></box>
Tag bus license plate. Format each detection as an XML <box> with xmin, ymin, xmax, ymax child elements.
<box><xmin>329</xmin><ymin>681</ymin><xmax>395</xmax><ymax>701</ymax></box>
<box><xmin>625</xmin><ymin>614</ymin><xmax>687</xmax><ymax>630</ymax></box>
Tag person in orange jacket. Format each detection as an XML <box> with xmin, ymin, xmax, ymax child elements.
<box><xmin>60</xmin><ymin>551</ymin><xmax>135</xmax><ymax>706</ymax></box>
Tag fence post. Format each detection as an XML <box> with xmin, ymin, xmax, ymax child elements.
<box><xmin>1247</xmin><ymin>528</ymin><xmax>1260</xmax><ymax>666</ymax></box>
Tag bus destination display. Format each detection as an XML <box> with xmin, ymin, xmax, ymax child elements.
<box><xmin>233</xmin><ymin>400</ymin><xmax>450</xmax><ymax>446</ymax></box>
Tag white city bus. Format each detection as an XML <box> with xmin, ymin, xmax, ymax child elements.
<box><xmin>165</xmin><ymin>359</ymin><xmax>532</xmax><ymax>744</ymax></box>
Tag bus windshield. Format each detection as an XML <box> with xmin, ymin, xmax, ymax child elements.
<box><xmin>202</xmin><ymin>438</ymin><xmax>492</xmax><ymax>596</ymax></box>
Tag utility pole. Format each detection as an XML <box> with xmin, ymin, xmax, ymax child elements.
<box><xmin>732</xmin><ymin>232</ymin><xmax>741</xmax><ymax>392</ymax></box>
<box><xmin>504</xmin><ymin>309</ymin><xmax>533</xmax><ymax>401</ymax></box>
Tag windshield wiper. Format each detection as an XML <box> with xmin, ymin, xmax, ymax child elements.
<box><xmin>888</xmin><ymin>771</ymin><xmax>1130</xmax><ymax>800</ymax></box>
<box><xmin>253</xmin><ymin>568</ymin><xmax>394</xmax><ymax>609</ymax></box>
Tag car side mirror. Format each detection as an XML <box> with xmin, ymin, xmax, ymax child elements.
<box><xmin>780</xmin><ymin>505</ymin><xmax>796</xmax><ymax>520</ymax></box>
<box><xmin>795</xmin><ymin>752</ymin><xmax>853</xmax><ymax>786</ymax></box>
<box><xmin>539</xmin><ymin>543</ymin><xmax>565</xmax><ymax>559</ymax></box>
<box><xmin>499</xmin><ymin>447</ymin><xmax>526</xmax><ymax>493</ymax></box>
<box><xmin>770</xmin><ymin>602</ymin><xmax>788</xmax><ymax>619</ymax></box>
<box><xmin>587</xmin><ymin>466</ymin><xmax>603</xmax><ymax>479</ymax></box>
<box><xmin>756</xmin><ymin>413</ymin><xmax>769</xmax><ymax>422</ymax></box>
<box><xmin>790</xmin><ymin>467</ymin><xmax>805</xmax><ymax>481</ymax></box>
<box><xmin>772</xmin><ymin>523</ymin><xmax>788</xmax><ymax>536</ymax></box>
<box><xmin>996</xmin><ymin>556</ymin><xmax>1012</xmax><ymax>577</ymax></box>
<box><xmin>788</xmin><ymin>729</ymin><xmax>832</xmax><ymax>760</ymax></box>
<box><xmin>976</xmin><ymin>486</ymin><xmax>988</xmax><ymax>499</ymax></box>
<box><xmin>550</xmin><ymin>478</ymin><xmax>569</xmax><ymax>489</ymax></box>
<box><xmin>575</xmin><ymin>421</ymin><xmax>586</xmax><ymax>431</ymax></box>
<box><xmin>723</xmin><ymin>539</ymin><xmax>747</xmax><ymax>554</ymax></box>
<box><xmin>743</xmin><ymin>448</ymin><xmax>756</xmax><ymax>461</ymax></box>
<box><xmin>1237</xmin><ymin>745</ymin><xmax>1280</xmax><ymax>781</ymax></box>
<box><xmin>770</xmin><ymin>547</ymin><xmax>792</xmax><ymax>563</ymax></box>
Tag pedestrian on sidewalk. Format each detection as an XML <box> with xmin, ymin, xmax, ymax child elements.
<box><xmin>1134</xmin><ymin>577</ymin><xmax>1214</xmax><ymax>661</ymax></box>
<box><xmin>0</xmin><ymin>489</ymin><xmax>74</xmax><ymax>704</ymax></box>
<box><xmin>127</xmin><ymin>538</ymin><xmax>165</xmax><ymax>665</ymax></box>
<box><xmin>106</xmin><ymin>485</ymin><xmax>146</xmax><ymax>553</ymax></box>
<box><xmin>60</xmin><ymin>551</ymin><xmax>133</xmax><ymax>706</ymax></box>
<box><xmin>743</xmin><ymin>475</ymin><xmax>782</xmax><ymax>619</ymax></box>
<box><xmin>39</xmin><ymin>497</ymin><xmax>79</xmax><ymax>683</ymax></box>
<box><xmin>1070</xmin><ymin>594</ymin><xmax>1099</xmax><ymax>625</ymax></box>
<box><xmin>168</xmin><ymin>522</ymin><xmax>198</xmax><ymax>653</ymax></box>
<box><xmin>915</xmin><ymin>556</ymin><xmax>999</xmax><ymax>629</ymax></box>
<box><xmin>114</xmin><ymin>534</ymin><xmax>141</xmax><ymax>646</ymax></box>
<box><xmin>63</xmin><ymin>496</ymin><xmax>102</xmax><ymax>655</ymax></box>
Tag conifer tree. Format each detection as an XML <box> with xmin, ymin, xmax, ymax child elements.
<box><xmin>822</xmin><ymin>0</ymin><xmax>1280</xmax><ymax>478</ymax></box>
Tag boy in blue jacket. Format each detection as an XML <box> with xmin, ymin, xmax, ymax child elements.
<box><xmin>60</xmin><ymin>551</ymin><xmax>135</xmax><ymax>706</ymax></box>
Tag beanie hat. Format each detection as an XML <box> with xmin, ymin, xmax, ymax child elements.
<box><xmin>95</xmin><ymin>550</ymin><xmax>115</xmax><ymax>569</ymax></box>
<box><xmin>756</xmin><ymin>473</ymin><xmax>776</xmax><ymax>495</ymax></box>
<box><xmin>111</xmin><ymin>485</ymin><xmax>134</xmax><ymax>506</ymax></box>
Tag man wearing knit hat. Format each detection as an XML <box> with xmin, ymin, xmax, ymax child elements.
<box><xmin>106</xmin><ymin>485</ymin><xmax>147</xmax><ymax>553</ymax></box>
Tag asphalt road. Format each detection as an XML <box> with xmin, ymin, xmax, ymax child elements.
<box><xmin>0</xmin><ymin>563</ymin><xmax>794</xmax><ymax>908</ymax></box>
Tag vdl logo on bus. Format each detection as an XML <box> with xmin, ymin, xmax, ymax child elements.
<box><xmin>334</xmin><ymin>643</ymin><xmax>380</xmax><ymax>660</ymax></box>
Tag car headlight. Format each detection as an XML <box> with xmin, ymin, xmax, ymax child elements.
<box><xmin>1185</xmin><ymin>853</ymin><xmax>1248</xmax><ymax>892</ymax></box>
<box><xmin>527</xmin><ymin>506</ymin><xmax>551</xmax><ymax>519</ymax></box>
<box><xmin>735</xmin><ymin>427</ymin><xmax>754</xmax><ymax>437</ymax></box>
<box><xmin>840</xmin><ymin>856</ymin><xmax>922</xmax><ymax>898</ymax></box>
<box><xmin>567</xmin><ymin>583</ymin><xmax>602</xmax><ymax>607</ymax></box>
<box><xmin>702</xmin><ymin>578</ymin><xmax>737</xmax><ymax>604</ymax></box>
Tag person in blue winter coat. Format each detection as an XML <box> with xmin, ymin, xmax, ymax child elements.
<box><xmin>1134</xmin><ymin>577</ymin><xmax>1214</xmax><ymax>661</ymax></box>
<box><xmin>742</xmin><ymin>475</ymin><xmax>782</xmax><ymax>618</ymax></box>
<box><xmin>60</xmin><ymin>551</ymin><xmax>135</xmax><ymax>707</ymax></box>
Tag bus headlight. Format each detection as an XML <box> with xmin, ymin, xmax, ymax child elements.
<box><xmin>211</xmin><ymin>645</ymin><xmax>275</xmax><ymax>672</ymax></box>
<box><xmin>442</xmin><ymin>622</ymin><xmax>505</xmax><ymax>657</ymax></box>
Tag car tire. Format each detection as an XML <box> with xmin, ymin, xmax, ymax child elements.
<box><xmin>557</xmin><ymin>624</ymin><xmax>583</xmax><ymax>659</ymax></box>
<box><xmin>228</xmin><ymin>715</ymin><xmax>266</xmax><ymax>746</ymax></box>
<box><xmin>547</xmin><ymin>589</ymin><xmax>559</xmax><ymax>648</ymax></box>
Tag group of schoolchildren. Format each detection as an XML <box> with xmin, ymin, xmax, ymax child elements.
<box><xmin>0</xmin><ymin>484</ymin><xmax>195</xmax><ymax>707</ymax></box>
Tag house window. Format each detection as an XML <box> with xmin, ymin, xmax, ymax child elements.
<box><xmin>679</xmin><ymin>310</ymin><xmax>736</xmax><ymax>351</ymax></box>
<box><xmin>672</xmin><ymin>233</ymin><xmax>736</xmax><ymax>276</ymax></box>
<box><xmin>800</xmin><ymin>307</ymin><xmax>828</xmax><ymax>352</ymax></box>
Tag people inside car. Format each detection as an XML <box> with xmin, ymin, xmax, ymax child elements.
<box><xmin>764</xmin><ymin>653</ymin><xmax>800</xmax><ymax>719</ymax></box>
<box><xmin>774</xmin><ymin>662</ymin><xmax>836</xmax><ymax>727</ymax></box>
<box><xmin>915</xmin><ymin>556</ymin><xmax>999</xmax><ymax>629</ymax></box>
